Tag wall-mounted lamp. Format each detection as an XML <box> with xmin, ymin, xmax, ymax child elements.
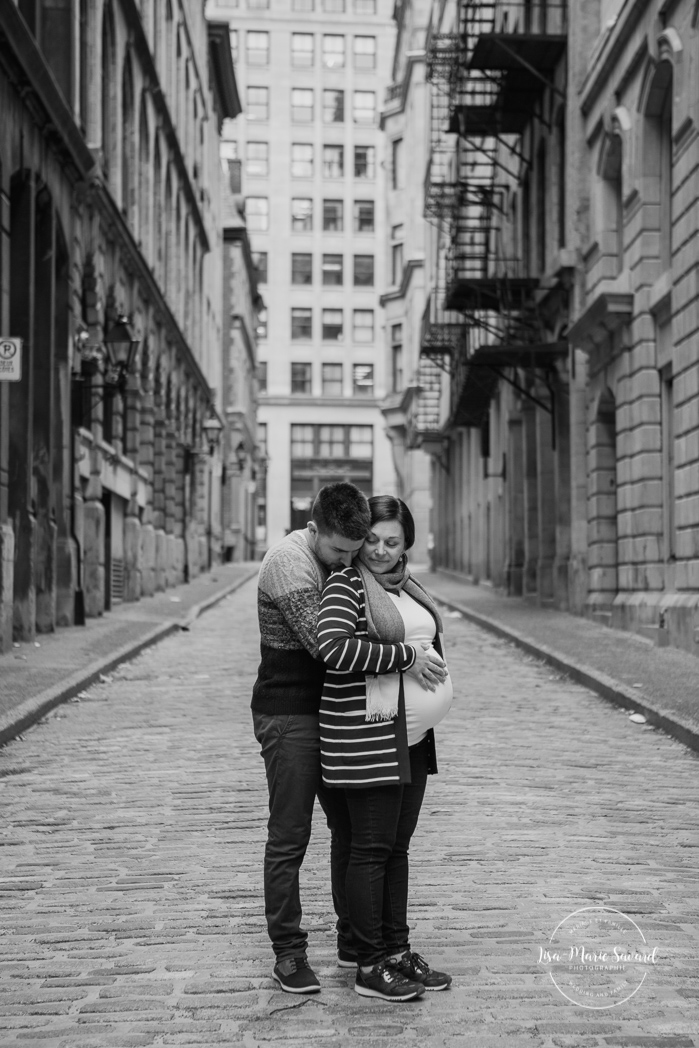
<box><xmin>103</xmin><ymin>314</ymin><xmax>140</xmax><ymax>394</ymax></box>
<box><xmin>235</xmin><ymin>440</ymin><xmax>247</xmax><ymax>471</ymax></box>
<box><xmin>202</xmin><ymin>410</ymin><xmax>223</xmax><ymax>455</ymax></box>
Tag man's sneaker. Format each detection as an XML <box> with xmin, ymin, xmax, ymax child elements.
<box><xmin>354</xmin><ymin>959</ymin><xmax>425</xmax><ymax>1001</ymax></box>
<box><xmin>337</xmin><ymin>948</ymin><xmax>358</xmax><ymax>969</ymax></box>
<box><xmin>273</xmin><ymin>956</ymin><xmax>321</xmax><ymax>994</ymax></box>
<box><xmin>394</xmin><ymin>950</ymin><xmax>452</xmax><ymax>991</ymax></box>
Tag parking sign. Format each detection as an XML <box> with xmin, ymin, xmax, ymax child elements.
<box><xmin>0</xmin><ymin>338</ymin><xmax>22</xmax><ymax>381</ymax></box>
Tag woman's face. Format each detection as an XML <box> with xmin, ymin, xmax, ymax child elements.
<box><xmin>357</xmin><ymin>518</ymin><xmax>406</xmax><ymax>574</ymax></box>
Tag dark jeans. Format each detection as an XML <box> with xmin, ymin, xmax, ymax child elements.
<box><xmin>344</xmin><ymin>737</ymin><xmax>429</xmax><ymax>967</ymax></box>
<box><xmin>252</xmin><ymin>711</ymin><xmax>353</xmax><ymax>961</ymax></box>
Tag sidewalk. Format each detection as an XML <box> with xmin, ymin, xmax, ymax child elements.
<box><xmin>0</xmin><ymin>562</ymin><xmax>260</xmax><ymax>748</ymax></box>
<box><xmin>421</xmin><ymin>568</ymin><xmax>699</xmax><ymax>754</ymax></box>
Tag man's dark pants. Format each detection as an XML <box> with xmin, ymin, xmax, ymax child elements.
<box><xmin>252</xmin><ymin>711</ymin><xmax>353</xmax><ymax>961</ymax></box>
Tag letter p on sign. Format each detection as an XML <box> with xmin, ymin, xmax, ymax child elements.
<box><xmin>0</xmin><ymin>338</ymin><xmax>22</xmax><ymax>381</ymax></box>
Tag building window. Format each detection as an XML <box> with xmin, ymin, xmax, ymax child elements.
<box><xmin>247</xmin><ymin>31</ymin><xmax>269</xmax><ymax>65</ymax></box>
<box><xmin>353</xmin><ymin>254</ymin><xmax>374</xmax><ymax>286</ymax></box>
<box><xmin>323</xmin><ymin>35</ymin><xmax>345</xmax><ymax>68</ymax></box>
<box><xmin>293</xmin><ymin>0</ymin><xmax>314</xmax><ymax>9</ymax></box>
<box><xmin>391</xmin><ymin>323</ymin><xmax>403</xmax><ymax>392</ymax></box>
<box><xmin>323</xmin><ymin>145</ymin><xmax>344</xmax><ymax>178</ymax></box>
<box><xmin>292</xmin><ymin>32</ymin><xmax>314</xmax><ymax>67</ymax></box>
<box><xmin>292</xmin><ymin>197</ymin><xmax>313</xmax><ymax>231</ymax></box>
<box><xmin>354</xmin><ymin>0</ymin><xmax>375</xmax><ymax>11</ymax></box>
<box><xmin>292</xmin><ymin>253</ymin><xmax>313</xmax><ymax>284</ymax></box>
<box><xmin>353</xmin><ymin>36</ymin><xmax>376</xmax><ymax>70</ymax></box>
<box><xmin>350</xmin><ymin>424</ymin><xmax>373</xmax><ymax>456</ymax></box>
<box><xmin>354</xmin><ymin>200</ymin><xmax>374</xmax><ymax>232</ymax></box>
<box><xmin>229</xmin><ymin>29</ymin><xmax>238</xmax><ymax>62</ymax></box>
<box><xmin>353</xmin><ymin>364</ymin><xmax>374</xmax><ymax>396</ymax></box>
<box><xmin>392</xmin><ymin>243</ymin><xmax>403</xmax><ymax>284</ymax></box>
<box><xmin>319</xmin><ymin>425</ymin><xmax>346</xmax><ymax>456</ymax></box>
<box><xmin>323</xmin><ymin>0</ymin><xmax>345</xmax><ymax>10</ymax></box>
<box><xmin>323</xmin><ymin>199</ymin><xmax>343</xmax><ymax>231</ymax></box>
<box><xmin>322</xmin><ymin>254</ymin><xmax>343</xmax><ymax>285</ymax></box>
<box><xmin>323</xmin><ymin>89</ymin><xmax>344</xmax><ymax>124</ymax></box>
<box><xmin>353</xmin><ymin>91</ymin><xmax>375</xmax><ymax>125</ymax></box>
<box><xmin>247</xmin><ymin>86</ymin><xmax>268</xmax><ymax>121</ymax></box>
<box><xmin>291</xmin><ymin>363</ymin><xmax>312</xmax><ymax>394</ymax></box>
<box><xmin>292</xmin><ymin>88</ymin><xmax>314</xmax><ymax>122</ymax></box>
<box><xmin>291</xmin><ymin>143</ymin><xmax>314</xmax><ymax>178</ymax></box>
<box><xmin>353</xmin><ymin>309</ymin><xmax>374</xmax><ymax>343</ymax></box>
<box><xmin>354</xmin><ymin>145</ymin><xmax>375</xmax><ymax>179</ymax></box>
<box><xmin>246</xmin><ymin>196</ymin><xmax>269</xmax><ymax>231</ymax></box>
<box><xmin>322</xmin><ymin>308</ymin><xmax>344</xmax><ymax>341</ymax></box>
<box><xmin>391</xmin><ymin>138</ymin><xmax>403</xmax><ymax>189</ymax></box>
<box><xmin>257</xmin><ymin>361</ymin><xmax>267</xmax><ymax>392</ymax></box>
<box><xmin>248</xmin><ymin>0</ymin><xmax>269</xmax><ymax>7</ymax></box>
<box><xmin>291</xmin><ymin>424</ymin><xmax>315</xmax><ymax>456</ymax></box>
<box><xmin>291</xmin><ymin>308</ymin><xmax>313</xmax><ymax>340</ymax></box>
<box><xmin>253</xmin><ymin>250</ymin><xmax>268</xmax><ymax>284</ymax></box>
<box><xmin>322</xmin><ymin>363</ymin><xmax>343</xmax><ymax>396</ymax></box>
<box><xmin>258</xmin><ymin>422</ymin><xmax>268</xmax><ymax>459</ymax></box>
<box><xmin>256</xmin><ymin>307</ymin><xmax>268</xmax><ymax>339</ymax></box>
<box><xmin>246</xmin><ymin>141</ymin><xmax>269</xmax><ymax>178</ymax></box>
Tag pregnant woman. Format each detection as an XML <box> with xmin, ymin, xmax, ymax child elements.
<box><xmin>317</xmin><ymin>495</ymin><xmax>453</xmax><ymax>1002</ymax></box>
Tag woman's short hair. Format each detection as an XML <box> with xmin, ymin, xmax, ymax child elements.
<box><xmin>368</xmin><ymin>495</ymin><xmax>415</xmax><ymax>550</ymax></box>
<box><xmin>312</xmin><ymin>482</ymin><xmax>371</xmax><ymax>540</ymax></box>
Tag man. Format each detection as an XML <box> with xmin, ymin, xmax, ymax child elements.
<box><xmin>252</xmin><ymin>482</ymin><xmax>445</xmax><ymax>994</ymax></box>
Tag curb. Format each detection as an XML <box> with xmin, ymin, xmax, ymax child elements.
<box><xmin>432</xmin><ymin>592</ymin><xmax>699</xmax><ymax>756</ymax></box>
<box><xmin>0</xmin><ymin>566</ymin><xmax>260</xmax><ymax>750</ymax></box>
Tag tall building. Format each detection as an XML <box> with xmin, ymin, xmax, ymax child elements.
<box><xmin>0</xmin><ymin>1</ymin><xmax>243</xmax><ymax>651</ymax></box>
<box><xmin>214</xmin><ymin>0</ymin><xmax>397</xmax><ymax>547</ymax></box>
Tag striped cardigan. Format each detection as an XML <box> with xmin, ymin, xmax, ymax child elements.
<box><xmin>317</xmin><ymin>564</ymin><xmax>440</xmax><ymax>788</ymax></box>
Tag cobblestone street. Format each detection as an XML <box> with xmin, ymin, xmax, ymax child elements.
<box><xmin>1</xmin><ymin>576</ymin><xmax>698</xmax><ymax>1048</ymax></box>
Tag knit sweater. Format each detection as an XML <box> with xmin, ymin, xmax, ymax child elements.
<box><xmin>251</xmin><ymin>529</ymin><xmax>329</xmax><ymax>716</ymax></box>
<box><xmin>317</xmin><ymin>564</ymin><xmax>441</xmax><ymax>788</ymax></box>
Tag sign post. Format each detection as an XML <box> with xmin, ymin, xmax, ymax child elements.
<box><xmin>0</xmin><ymin>338</ymin><xmax>22</xmax><ymax>381</ymax></box>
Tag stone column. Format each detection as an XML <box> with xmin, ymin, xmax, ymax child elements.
<box><xmin>521</xmin><ymin>399</ymin><xmax>539</xmax><ymax>598</ymax></box>
<box><xmin>174</xmin><ymin>441</ymin><xmax>185</xmax><ymax>583</ymax></box>
<box><xmin>152</xmin><ymin>410</ymin><xmax>167</xmax><ymax>592</ymax></box>
<box><xmin>123</xmin><ymin>378</ymin><xmax>141</xmax><ymax>602</ymax></box>
<box><xmin>505</xmin><ymin>415</ymin><xmax>525</xmax><ymax>595</ymax></box>
<box><xmin>139</xmin><ymin>384</ymin><xmax>156</xmax><ymax>597</ymax></box>
<box><xmin>568</xmin><ymin>348</ymin><xmax>590</xmax><ymax>613</ymax></box>
<box><xmin>164</xmin><ymin>423</ymin><xmax>177</xmax><ymax>586</ymax></box>
<box><xmin>536</xmin><ymin>398</ymin><xmax>556</xmax><ymax>604</ymax></box>
<box><xmin>552</xmin><ymin>370</ymin><xmax>572</xmax><ymax>609</ymax></box>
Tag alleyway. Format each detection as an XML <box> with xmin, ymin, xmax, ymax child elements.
<box><xmin>1</xmin><ymin>578</ymin><xmax>698</xmax><ymax>1047</ymax></box>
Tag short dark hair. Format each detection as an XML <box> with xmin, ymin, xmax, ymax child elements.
<box><xmin>312</xmin><ymin>482</ymin><xmax>371</xmax><ymax>540</ymax></box>
<box><xmin>368</xmin><ymin>495</ymin><xmax>415</xmax><ymax>551</ymax></box>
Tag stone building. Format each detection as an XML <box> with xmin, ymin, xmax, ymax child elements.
<box><xmin>379</xmin><ymin>0</ymin><xmax>436</xmax><ymax>566</ymax></box>
<box><xmin>216</xmin><ymin>0</ymin><xmax>398</xmax><ymax>547</ymax></box>
<box><xmin>418</xmin><ymin>0</ymin><xmax>699</xmax><ymax>656</ymax></box>
<box><xmin>0</xmin><ymin>1</ymin><xmax>241</xmax><ymax>653</ymax></box>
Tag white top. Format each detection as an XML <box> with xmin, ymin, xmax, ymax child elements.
<box><xmin>388</xmin><ymin>590</ymin><xmax>453</xmax><ymax>747</ymax></box>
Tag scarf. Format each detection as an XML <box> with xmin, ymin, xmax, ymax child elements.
<box><xmin>356</xmin><ymin>558</ymin><xmax>444</xmax><ymax>722</ymax></box>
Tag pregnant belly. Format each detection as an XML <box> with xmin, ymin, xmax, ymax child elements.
<box><xmin>404</xmin><ymin>674</ymin><xmax>454</xmax><ymax>747</ymax></box>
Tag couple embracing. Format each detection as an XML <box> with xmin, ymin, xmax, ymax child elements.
<box><xmin>251</xmin><ymin>482</ymin><xmax>453</xmax><ymax>1002</ymax></box>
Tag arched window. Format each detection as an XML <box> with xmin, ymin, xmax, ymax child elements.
<box><xmin>153</xmin><ymin>137</ymin><xmax>162</xmax><ymax>280</ymax></box>
<box><xmin>599</xmin><ymin>133</ymin><xmax>624</xmax><ymax>274</ymax></box>
<box><xmin>102</xmin><ymin>3</ymin><xmax>117</xmax><ymax>188</ymax></box>
<box><xmin>642</xmin><ymin>60</ymin><xmax>673</xmax><ymax>271</ymax></box>
<box><xmin>122</xmin><ymin>54</ymin><xmax>136</xmax><ymax>224</ymax></box>
<box><xmin>138</xmin><ymin>95</ymin><xmax>150</xmax><ymax>249</ymax></box>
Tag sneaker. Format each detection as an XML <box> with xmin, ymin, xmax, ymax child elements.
<box><xmin>394</xmin><ymin>950</ymin><xmax>452</xmax><ymax>991</ymax></box>
<box><xmin>337</xmin><ymin>948</ymin><xmax>358</xmax><ymax>969</ymax></box>
<box><xmin>354</xmin><ymin>959</ymin><xmax>425</xmax><ymax>1002</ymax></box>
<box><xmin>273</xmin><ymin>956</ymin><xmax>321</xmax><ymax>994</ymax></box>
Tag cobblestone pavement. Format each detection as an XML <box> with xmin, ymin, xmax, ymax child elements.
<box><xmin>1</xmin><ymin>578</ymin><xmax>698</xmax><ymax>1048</ymax></box>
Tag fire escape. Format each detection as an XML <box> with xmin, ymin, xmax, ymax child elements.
<box><xmin>424</xmin><ymin>0</ymin><xmax>569</xmax><ymax>432</ymax></box>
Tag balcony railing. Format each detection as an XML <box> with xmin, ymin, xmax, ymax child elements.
<box><xmin>406</xmin><ymin>358</ymin><xmax>443</xmax><ymax>447</ymax></box>
<box><xmin>420</xmin><ymin>292</ymin><xmax>464</xmax><ymax>356</ymax></box>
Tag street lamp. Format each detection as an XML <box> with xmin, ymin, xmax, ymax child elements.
<box><xmin>202</xmin><ymin>410</ymin><xmax>223</xmax><ymax>569</ymax></box>
<box><xmin>103</xmin><ymin>314</ymin><xmax>140</xmax><ymax>395</ymax></box>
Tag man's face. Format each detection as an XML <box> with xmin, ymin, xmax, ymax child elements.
<box><xmin>308</xmin><ymin>523</ymin><xmax>365</xmax><ymax>571</ymax></box>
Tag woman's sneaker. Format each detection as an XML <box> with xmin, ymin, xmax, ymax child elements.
<box><xmin>355</xmin><ymin>959</ymin><xmax>425</xmax><ymax>1001</ymax></box>
<box><xmin>394</xmin><ymin>950</ymin><xmax>452</xmax><ymax>991</ymax></box>
<box><xmin>272</xmin><ymin>956</ymin><xmax>320</xmax><ymax>994</ymax></box>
